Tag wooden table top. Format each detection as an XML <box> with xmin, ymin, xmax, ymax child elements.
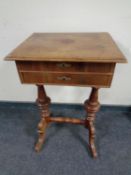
<box><xmin>5</xmin><ymin>33</ymin><xmax>126</xmax><ymax>63</ymax></box>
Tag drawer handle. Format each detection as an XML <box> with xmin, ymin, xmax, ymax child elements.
<box><xmin>57</xmin><ymin>76</ymin><xmax>71</xmax><ymax>81</ymax></box>
<box><xmin>57</xmin><ymin>63</ymin><xmax>71</xmax><ymax>68</ymax></box>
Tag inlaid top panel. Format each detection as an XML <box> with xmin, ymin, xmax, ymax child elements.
<box><xmin>5</xmin><ymin>33</ymin><xmax>126</xmax><ymax>63</ymax></box>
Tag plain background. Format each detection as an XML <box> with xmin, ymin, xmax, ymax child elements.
<box><xmin>0</xmin><ymin>0</ymin><xmax>131</xmax><ymax>105</ymax></box>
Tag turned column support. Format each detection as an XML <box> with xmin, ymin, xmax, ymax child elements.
<box><xmin>35</xmin><ymin>85</ymin><xmax>51</xmax><ymax>152</ymax></box>
<box><xmin>84</xmin><ymin>87</ymin><xmax>100</xmax><ymax>158</ymax></box>
<box><xmin>35</xmin><ymin>85</ymin><xmax>100</xmax><ymax>158</ymax></box>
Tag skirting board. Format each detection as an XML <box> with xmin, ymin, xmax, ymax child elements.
<box><xmin>0</xmin><ymin>101</ymin><xmax>131</xmax><ymax>112</ymax></box>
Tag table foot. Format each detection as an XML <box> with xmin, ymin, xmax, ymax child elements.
<box><xmin>88</xmin><ymin>121</ymin><xmax>98</xmax><ymax>158</ymax></box>
<box><xmin>35</xmin><ymin>85</ymin><xmax>50</xmax><ymax>152</ymax></box>
<box><xmin>35</xmin><ymin>118</ymin><xmax>48</xmax><ymax>152</ymax></box>
<box><xmin>84</xmin><ymin>87</ymin><xmax>100</xmax><ymax>158</ymax></box>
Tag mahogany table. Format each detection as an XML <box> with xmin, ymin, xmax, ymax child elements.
<box><xmin>5</xmin><ymin>33</ymin><xmax>127</xmax><ymax>158</ymax></box>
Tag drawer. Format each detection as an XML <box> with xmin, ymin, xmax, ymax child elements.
<box><xmin>16</xmin><ymin>61</ymin><xmax>115</xmax><ymax>74</ymax></box>
<box><xmin>19</xmin><ymin>71</ymin><xmax>113</xmax><ymax>87</ymax></box>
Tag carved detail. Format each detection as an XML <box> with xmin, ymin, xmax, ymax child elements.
<box><xmin>84</xmin><ymin>88</ymin><xmax>100</xmax><ymax>158</ymax></box>
<box><xmin>35</xmin><ymin>85</ymin><xmax>51</xmax><ymax>152</ymax></box>
<box><xmin>35</xmin><ymin>85</ymin><xmax>100</xmax><ymax>158</ymax></box>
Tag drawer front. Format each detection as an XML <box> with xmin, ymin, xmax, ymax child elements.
<box><xmin>16</xmin><ymin>61</ymin><xmax>115</xmax><ymax>74</ymax></box>
<box><xmin>19</xmin><ymin>72</ymin><xmax>113</xmax><ymax>87</ymax></box>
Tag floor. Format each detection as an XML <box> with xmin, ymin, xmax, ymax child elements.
<box><xmin>0</xmin><ymin>102</ymin><xmax>131</xmax><ymax>175</ymax></box>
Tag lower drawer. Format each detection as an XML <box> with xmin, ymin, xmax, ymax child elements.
<box><xmin>19</xmin><ymin>71</ymin><xmax>113</xmax><ymax>87</ymax></box>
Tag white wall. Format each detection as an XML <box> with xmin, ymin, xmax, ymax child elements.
<box><xmin>0</xmin><ymin>0</ymin><xmax>131</xmax><ymax>105</ymax></box>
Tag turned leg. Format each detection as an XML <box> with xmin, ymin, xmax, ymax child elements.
<box><xmin>35</xmin><ymin>85</ymin><xmax>51</xmax><ymax>152</ymax></box>
<box><xmin>84</xmin><ymin>87</ymin><xmax>100</xmax><ymax>158</ymax></box>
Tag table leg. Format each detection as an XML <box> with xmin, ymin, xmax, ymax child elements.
<box><xmin>84</xmin><ymin>87</ymin><xmax>100</xmax><ymax>158</ymax></box>
<box><xmin>35</xmin><ymin>85</ymin><xmax>51</xmax><ymax>152</ymax></box>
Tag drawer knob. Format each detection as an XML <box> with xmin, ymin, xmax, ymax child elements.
<box><xmin>57</xmin><ymin>76</ymin><xmax>71</xmax><ymax>81</ymax></box>
<box><xmin>57</xmin><ymin>63</ymin><xmax>71</xmax><ymax>68</ymax></box>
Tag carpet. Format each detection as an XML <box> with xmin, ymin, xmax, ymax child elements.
<box><xmin>0</xmin><ymin>103</ymin><xmax>131</xmax><ymax>175</ymax></box>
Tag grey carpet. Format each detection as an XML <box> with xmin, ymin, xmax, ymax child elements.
<box><xmin>0</xmin><ymin>103</ymin><xmax>131</xmax><ymax>175</ymax></box>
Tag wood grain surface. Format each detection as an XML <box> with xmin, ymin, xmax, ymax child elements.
<box><xmin>5</xmin><ymin>33</ymin><xmax>127</xmax><ymax>63</ymax></box>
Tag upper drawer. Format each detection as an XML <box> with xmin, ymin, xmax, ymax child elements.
<box><xmin>16</xmin><ymin>61</ymin><xmax>115</xmax><ymax>74</ymax></box>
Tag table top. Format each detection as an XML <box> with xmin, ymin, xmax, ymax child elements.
<box><xmin>5</xmin><ymin>33</ymin><xmax>126</xmax><ymax>63</ymax></box>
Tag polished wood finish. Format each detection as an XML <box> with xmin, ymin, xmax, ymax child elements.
<box><xmin>16</xmin><ymin>61</ymin><xmax>115</xmax><ymax>73</ymax></box>
<box><xmin>5</xmin><ymin>33</ymin><xmax>127</xmax><ymax>158</ymax></box>
<box><xmin>35</xmin><ymin>85</ymin><xmax>100</xmax><ymax>158</ymax></box>
<box><xmin>16</xmin><ymin>61</ymin><xmax>115</xmax><ymax>87</ymax></box>
<box><xmin>6</xmin><ymin>33</ymin><xmax>126</xmax><ymax>63</ymax></box>
<box><xmin>19</xmin><ymin>72</ymin><xmax>113</xmax><ymax>87</ymax></box>
<box><xmin>84</xmin><ymin>88</ymin><xmax>100</xmax><ymax>158</ymax></box>
<box><xmin>35</xmin><ymin>85</ymin><xmax>51</xmax><ymax>152</ymax></box>
<box><xmin>46</xmin><ymin>117</ymin><xmax>85</xmax><ymax>125</ymax></box>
